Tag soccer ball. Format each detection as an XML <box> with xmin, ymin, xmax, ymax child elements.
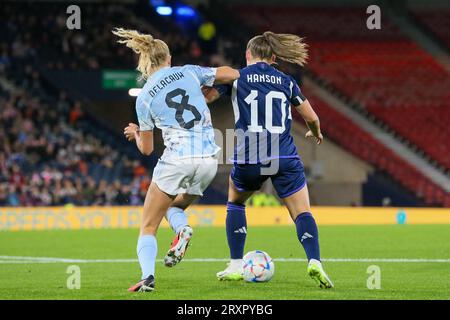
<box><xmin>243</xmin><ymin>250</ymin><xmax>275</xmax><ymax>282</ymax></box>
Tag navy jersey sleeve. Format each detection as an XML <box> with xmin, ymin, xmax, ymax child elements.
<box><xmin>289</xmin><ymin>77</ymin><xmax>307</xmax><ymax>107</ymax></box>
<box><xmin>213</xmin><ymin>84</ymin><xmax>232</xmax><ymax>97</ymax></box>
<box><xmin>213</xmin><ymin>68</ymin><xmax>241</xmax><ymax>97</ymax></box>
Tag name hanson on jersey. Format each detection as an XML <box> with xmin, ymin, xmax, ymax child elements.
<box><xmin>149</xmin><ymin>71</ymin><xmax>185</xmax><ymax>97</ymax></box>
<box><xmin>247</xmin><ymin>74</ymin><xmax>282</xmax><ymax>84</ymax></box>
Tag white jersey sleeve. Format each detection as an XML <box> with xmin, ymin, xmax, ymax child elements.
<box><xmin>185</xmin><ymin>65</ymin><xmax>217</xmax><ymax>87</ymax></box>
<box><xmin>136</xmin><ymin>95</ymin><xmax>154</xmax><ymax>131</ymax></box>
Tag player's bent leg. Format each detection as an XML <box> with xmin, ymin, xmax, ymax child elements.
<box><xmin>166</xmin><ymin>207</ymin><xmax>188</xmax><ymax>234</ymax></box>
<box><xmin>166</xmin><ymin>193</ymin><xmax>197</xmax><ymax>235</ymax></box>
<box><xmin>282</xmin><ymin>185</ymin><xmax>334</xmax><ymax>289</ymax></box>
<box><xmin>171</xmin><ymin>193</ymin><xmax>199</xmax><ymax>211</ymax></box>
<box><xmin>129</xmin><ymin>182</ymin><xmax>174</xmax><ymax>292</ymax></box>
<box><xmin>217</xmin><ymin>178</ymin><xmax>253</xmax><ymax>281</ymax></box>
<box><xmin>165</xmin><ymin>157</ymin><xmax>217</xmax><ymax>268</ymax></box>
<box><xmin>164</xmin><ymin>194</ymin><xmax>198</xmax><ymax>267</ymax></box>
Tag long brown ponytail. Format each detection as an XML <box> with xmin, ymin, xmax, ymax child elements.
<box><xmin>247</xmin><ymin>31</ymin><xmax>308</xmax><ymax>66</ymax></box>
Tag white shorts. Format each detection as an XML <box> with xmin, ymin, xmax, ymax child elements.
<box><xmin>152</xmin><ymin>156</ymin><xmax>218</xmax><ymax>196</ymax></box>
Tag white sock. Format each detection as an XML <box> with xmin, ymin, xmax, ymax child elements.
<box><xmin>230</xmin><ymin>259</ymin><xmax>244</xmax><ymax>269</ymax></box>
<box><xmin>309</xmin><ymin>258</ymin><xmax>322</xmax><ymax>267</ymax></box>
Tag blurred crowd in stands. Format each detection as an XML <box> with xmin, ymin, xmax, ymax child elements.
<box><xmin>0</xmin><ymin>1</ymin><xmax>299</xmax><ymax>206</ymax></box>
<box><xmin>1</xmin><ymin>2</ymin><xmax>219</xmax><ymax>206</ymax></box>
<box><xmin>0</xmin><ymin>2</ymin><xmax>238</xmax><ymax>70</ymax></box>
<box><xmin>0</xmin><ymin>65</ymin><xmax>153</xmax><ymax>206</ymax></box>
<box><xmin>1</xmin><ymin>1</ymin><xmax>447</xmax><ymax>207</ymax></box>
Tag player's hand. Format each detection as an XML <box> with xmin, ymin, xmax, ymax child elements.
<box><xmin>201</xmin><ymin>86</ymin><xmax>220</xmax><ymax>104</ymax></box>
<box><xmin>305</xmin><ymin>130</ymin><xmax>323</xmax><ymax>145</ymax></box>
<box><xmin>124</xmin><ymin>123</ymin><xmax>139</xmax><ymax>141</ymax></box>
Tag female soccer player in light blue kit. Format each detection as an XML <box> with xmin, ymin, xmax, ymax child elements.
<box><xmin>205</xmin><ymin>32</ymin><xmax>333</xmax><ymax>289</ymax></box>
<box><xmin>112</xmin><ymin>28</ymin><xmax>239</xmax><ymax>292</ymax></box>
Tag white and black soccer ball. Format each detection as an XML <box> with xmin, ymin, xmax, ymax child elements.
<box><xmin>243</xmin><ymin>250</ymin><xmax>275</xmax><ymax>282</ymax></box>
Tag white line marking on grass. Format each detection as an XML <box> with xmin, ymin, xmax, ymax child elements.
<box><xmin>0</xmin><ymin>259</ymin><xmax>138</xmax><ymax>264</ymax></box>
<box><xmin>319</xmin><ymin>258</ymin><xmax>450</xmax><ymax>263</ymax></box>
<box><xmin>1</xmin><ymin>256</ymin><xmax>450</xmax><ymax>264</ymax></box>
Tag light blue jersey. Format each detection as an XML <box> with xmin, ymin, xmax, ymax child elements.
<box><xmin>136</xmin><ymin>65</ymin><xmax>220</xmax><ymax>160</ymax></box>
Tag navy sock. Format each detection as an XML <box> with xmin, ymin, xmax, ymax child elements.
<box><xmin>295</xmin><ymin>212</ymin><xmax>320</xmax><ymax>261</ymax></box>
<box><xmin>226</xmin><ymin>201</ymin><xmax>247</xmax><ymax>259</ymax></box>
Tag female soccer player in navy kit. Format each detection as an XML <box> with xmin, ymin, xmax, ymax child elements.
<box><xmin>205</xmin><ymin>32</ymin><xmax>333</xmax><ymax>288</ymax></box>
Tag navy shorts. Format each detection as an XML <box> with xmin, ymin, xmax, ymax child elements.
<box><xmin>230</xmin><ymin>157</ymin><xmax>307</xmax><ymax>199</ymax></box>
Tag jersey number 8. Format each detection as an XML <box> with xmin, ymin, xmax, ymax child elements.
<box><xmin>165</xmin><ymin>88</ymin><xmax>201</xmax><ymax>129</ymax></box>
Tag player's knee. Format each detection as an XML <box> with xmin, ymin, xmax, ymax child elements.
<box><xmin>227</xmin><ymin>190</ymin><xmax>241</xmax><ymax>204</ymax></box>
<box><xmin>171</xmin><ymin>201</ymin><xmax>188</xmax><ymax>210</ymax></box>
<box><xmin>227</xmin><ymin>199</ymin><xmax>246</xmax><ymax>207</ymax></box>
<box><xmin>141</xmin><ymin>213</ymin><xmax>164</xmax><ymax>234</ymax></box>
<box><xmin>228</xmin><ymin>190</ymin><xmax>252</xmax><ymax>205</ymax></box>
<box><xmin>140</xmin><ymin>225</ymin><xmax>157</xmax><ymax>236</ymax></box>
<box><xmin>291</xmin><ymin>210</ymin><xmax>313</xmax><ymax>221</ymax></box>
<box><xmin>227</xmin><ymin>201</ymin><xmax>247</xmax><ymax>214</ymax></box>
<box><xmin>172</xmin><ymin>194</ymin><xmax>197</xmax><ymax>210</ymax></box>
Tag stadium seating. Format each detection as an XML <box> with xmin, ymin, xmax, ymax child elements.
<box><xmin>308</xmin><ymin>41</ymin><xmax>450</xmax><ymax>170</ymax></box>
<box><xmin>411</xmin><ymin>8</ymin><xmax>450</xmax><ymax>50</ymax></box>
<box><xmin>0</xmin><ymin>63</ymin><xmax>156</xmax><ymax>206</ymax></box>
<box><xmin>232</xmin><ymin>5</ymin><xmax>449</xmax><ymax>205</ymax></box>
<box><xmin>1</xmin><ymin>2</ymin><xmax>447</xmax><ymax>207</ymax></box>
<box><xmin>0</xmin><ymin>2</ymin><xmax>228</xmax><ymax>206</ymax></box>
<box><xmin>300</xmin><ymin>84</ymin><xmax>450</xmax><ymax>207</ymax></box>
<box><xmin>0</xmin><ymin>3</ymin><xmax>157</xmax><ymax>206</ymax></box>
<box><xmin>233</xmin><ymin>6</ymin><xmax>450</xmax><ymax>172</ymax></box>
<box><xmin>0</xmin><ymin>2</ymin><xmax>218</xmax><ymax>71</ymax></box>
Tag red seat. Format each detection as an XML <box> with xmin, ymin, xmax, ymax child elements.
<box><xmin>293</xmin><ymin>84</ymin><xmax>447</xmax><ymax>207</ymax></box>
<box><xmin>234</xmin><ymin>6</ymin><xmax>450</xmax><ymax>171</ymax></box>
<box><xmin>411</xmin><ymin>9</ymin><xmax>450</xmax><ymax>50</ymax></box>
<box><xmin>233</xmin><ymin>5</ymin><xmax>450</xmax><ymax>205</ymax></box>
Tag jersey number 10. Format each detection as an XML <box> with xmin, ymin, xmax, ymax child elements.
<box><xmin>244</xmin><ymin>90</ymin><xmax>288</xmax><ymax>134</ymax></box>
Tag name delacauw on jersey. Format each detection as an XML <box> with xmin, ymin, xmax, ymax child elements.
<box><xmin>149</xmin><ymin>71</ymin><xmax>185</xmax><ymax>97</ymax></box>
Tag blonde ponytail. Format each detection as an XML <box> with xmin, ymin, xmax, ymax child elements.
<box><xmin>247</xmin><ymin>31</ymin><xmax>308</xmax><ymax>66</ymax></box>
<box><xmin>112</xmin><ymin>27</ymin><xmax>170</xmax><ymax>80</ymax></box>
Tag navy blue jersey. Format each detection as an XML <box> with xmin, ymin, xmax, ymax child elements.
<box><xmin>218</xmin><ymin>62</ymin><xmax>306</xmax><ymax>164</ymax></box>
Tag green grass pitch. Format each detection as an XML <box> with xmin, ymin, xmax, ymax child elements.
<box><xmin>1</xmin><ymin>225</ymin><xmax>449</xmax><ymax>300</ymax></box>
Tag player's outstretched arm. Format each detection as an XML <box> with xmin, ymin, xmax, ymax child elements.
<box><xmin>214</xmin><ymin>66</ymin><xmax>240</xmax><ymax>84</ymax></box>
<box><xmin>124</xmin><ymin>123</ymin><xmax>154</xmax><ymax>155</ymax></box>
<box><xmin>294</xmin><ymin>100</ymin><xmax>323</xmax><ymax>145</ymax></box>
